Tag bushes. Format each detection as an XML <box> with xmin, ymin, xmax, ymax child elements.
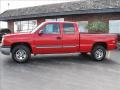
<box><xmin>87</xmin><ymin>21</ymin><xmax>108</xmax><ymax>33</ymax></box>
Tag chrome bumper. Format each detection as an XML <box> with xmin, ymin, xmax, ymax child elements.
<box><xmin>0</xmin><ymin>46</ymin><xmax>11</xmax><ymax>55</ymax></box>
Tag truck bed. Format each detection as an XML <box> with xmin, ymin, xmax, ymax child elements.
<box><xmin>79</xmin><ymin>33</ymin><xmax>117</xmax><ymax>52</ymax></box>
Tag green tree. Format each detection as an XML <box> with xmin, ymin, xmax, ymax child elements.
<box><xmin>87</xmin><ymin>21</ymin><xmax>108</xmax><ymax>33</ymax></box>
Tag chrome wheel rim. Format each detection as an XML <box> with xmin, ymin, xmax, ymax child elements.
<box><xmin>15</xmin><ymin>49</ymin><xmax>27</xmax><ymax>61</ymax></box>
<box><xmin>95</xmin><ymin>49</ymin><xmax>104</xmax><ymax>60</ymax></box>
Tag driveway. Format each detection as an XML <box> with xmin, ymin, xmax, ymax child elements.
<box><xmin>0</xmin><ymin>50</ymin><xmax>120</xmax><ymax>90</ymax></box>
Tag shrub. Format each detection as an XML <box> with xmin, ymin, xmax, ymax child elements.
<box><xmin>87</xmin><ymin>21</ymin><xmax>108</xmax><ymax>33</ymax></box>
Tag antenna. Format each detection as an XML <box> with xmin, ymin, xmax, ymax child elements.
<box><xmin>8</xmin><ymin>2</ymin><xmax>10</xmax><ymax>10</ymax></box>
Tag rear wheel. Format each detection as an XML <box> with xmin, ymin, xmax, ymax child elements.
<box><xmin>12</xmin><ymin>45</ymin><xmax>31</xmax><ymax>63</ymax></box>
<box><xmin>91</xmin><ymin>45</ymin><xmax>106</xmax><ymax>61</ymax></box>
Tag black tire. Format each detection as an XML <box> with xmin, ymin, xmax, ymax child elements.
<box><xmin>91</xmin><ymin>45</ymin><xmax>106</xmax><ymax>61</ymax></box>
<box><xmin>12</xmin><ymin>45</ymin><xmax>31</xmax><ymax>63</ymax></box>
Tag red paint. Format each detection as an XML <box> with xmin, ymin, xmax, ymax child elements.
<box><xmin>2</xmin><ymin>22</ymin><xmax>117</xmax><ymax>54</ymax></box>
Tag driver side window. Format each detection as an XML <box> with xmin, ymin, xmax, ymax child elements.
<box><xmin>43</xmin><ymin>23</ymin><xmax>60</xmax><ymax>34</ymax></box>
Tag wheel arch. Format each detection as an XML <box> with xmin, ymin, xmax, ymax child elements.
<box><xmin>92</xmin><ymin>42</ymin><xmax>107</xmax><ymax>51</ymax></box>
<box><xmin>11</xmin><ymin>42</ymin><xmax>32</xmax><ymax>53</ymax></box>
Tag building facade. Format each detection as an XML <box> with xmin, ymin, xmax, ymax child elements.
<box><xmin>0</xmin><ymin>0</ymin><xmax>120</xmax><ymax>34</ymax></box>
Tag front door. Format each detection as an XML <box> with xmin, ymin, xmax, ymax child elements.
<box><xmin>34</xmin><ymin>23</ymin><xmax>62</xmax><ymax>54</ymax></box>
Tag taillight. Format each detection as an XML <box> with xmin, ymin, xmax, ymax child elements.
<box><xmin>112</xmin><ymin>40</ymin><xmax>116</xmax><ymax>44</ymax></box>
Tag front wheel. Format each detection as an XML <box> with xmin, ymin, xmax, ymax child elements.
<box><xmin>12</xmin><ymin>45</ymin><xmax>31</xmax><ymax>63</ymax></box>
<box><xmin>91</xmin><ymin>45</ymin><xmax>106</xmax><ymax>61</ymax></box>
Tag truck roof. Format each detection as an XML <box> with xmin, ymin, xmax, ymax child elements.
<box><xmin>44</xmin><ymin>21</ymin><xmax>77</xmax><ymax>24</ymax></box>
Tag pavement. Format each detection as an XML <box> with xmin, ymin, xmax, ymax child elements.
<box><xmin>0</xmin><ymin>50</ymin><xmax>120</xmax><ymax>90</ymax></box>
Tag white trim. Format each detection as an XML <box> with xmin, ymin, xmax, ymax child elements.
<box><xmin>36</xmin><ymin>45</ymin><xmax>78</xmax><ymax>48</ymax></box>
<box><xmin>36</xmin><ymin>45</ymin><xmax>61</xmax><ymax>48</ymax></box>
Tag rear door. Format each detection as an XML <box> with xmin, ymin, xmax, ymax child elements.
<box><xmin>62</xmin><ymin>23</ymin><xmax>79</xmax><ymax>53</ymax></box>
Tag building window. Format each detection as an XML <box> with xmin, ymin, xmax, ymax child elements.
<box><xmin>14</xmin><ymin>20</ymin><xmax>37</xmax><ymax>33</ymax></box>
<box><xmin>45</xmin><ymin>18</ymin><xmax>64</xmax><ymax>21</ymax></box>
<box><xmin>57</xmin><ymin>18</ymin><xmax>64</xmax><ymax>21</ymax></box>
<box><xmin>77</xmin><ymin>21</ymin><xmax>88</xmax><ymax>32</ymax></box>
<box><xmin>109</xmin><ymin>20</ymin><xmax>120</xmax><ymax>34</ymax></box>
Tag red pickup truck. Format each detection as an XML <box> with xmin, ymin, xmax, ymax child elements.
<box><xmin>1</xmin><ymin>21</ymin><xmax>117</xmax><ymax>63</ymax></box>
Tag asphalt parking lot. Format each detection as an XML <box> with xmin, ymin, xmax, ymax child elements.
<box><xmin>0</xmin><ymin>50</ymin><xmax>120</xmax><ymax>90</ymax></box>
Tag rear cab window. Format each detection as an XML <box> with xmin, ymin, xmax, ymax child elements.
<box><xmin>63</xmin><ymin>23</ymin><xmax>75</xmax><ymax>34</ymax></box>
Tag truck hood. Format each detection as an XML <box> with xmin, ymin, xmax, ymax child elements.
<box><xmin>4</xmin><ymin>33</ymin><xmax>32</xmax><ymax>38</ymax></box>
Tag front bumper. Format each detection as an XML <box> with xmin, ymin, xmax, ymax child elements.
<box><xmin>0</xmin><ymin>46</ymin><xmax>11</xmax><ymax>55</ymax></box>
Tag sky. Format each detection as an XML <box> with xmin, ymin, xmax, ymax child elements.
<box><xmin>0</xmin><ymin>0</ymin><xmax>80</xmax><ymax>28</ymax></box>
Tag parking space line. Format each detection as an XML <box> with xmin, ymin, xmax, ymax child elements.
<box><xmin>107</xmin><ymin>51</ymin><xmax>111</xmax><ymax>59</ymax></box>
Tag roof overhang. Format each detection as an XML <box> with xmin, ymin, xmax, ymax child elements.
<box><xmin>0</xmin><ymin>8</ymin><xmax>120</xmax><ymax>21</ymax></box>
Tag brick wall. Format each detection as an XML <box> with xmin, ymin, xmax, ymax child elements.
<box><xmin>63</xmin><ymin>13</ymin><xmax>120</xmax><ymax>33</ymax></box>
<box><xmin>37</xmin><ymin>18</ymin><xmax>45</xmax><ymax>25</ymax></box>
<box><xmin>8</xmin><ymin>21</ymin><xmax>14</xmax><ymax>33</ymax></box>
<box><xmin>7</xmin><ymin>12</ymin><xmax>120</xmax><ymax>33</ymax></box>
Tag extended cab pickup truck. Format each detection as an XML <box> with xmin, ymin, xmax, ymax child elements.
<box><xmin>1</xmin><ymin>21</ymin><xmax>117</xmax><ymax>63</ymax></box>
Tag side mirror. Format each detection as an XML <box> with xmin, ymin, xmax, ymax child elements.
<box><xmin>39</xmin><ymin>30</ymin><xmax>43</xmax><ymax>35</ymax></box>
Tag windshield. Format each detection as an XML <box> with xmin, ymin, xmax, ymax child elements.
<box><xmin>31</xmin><ymin>22</ymin><xmax>46</xmax><ymax>33</ymax></box>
